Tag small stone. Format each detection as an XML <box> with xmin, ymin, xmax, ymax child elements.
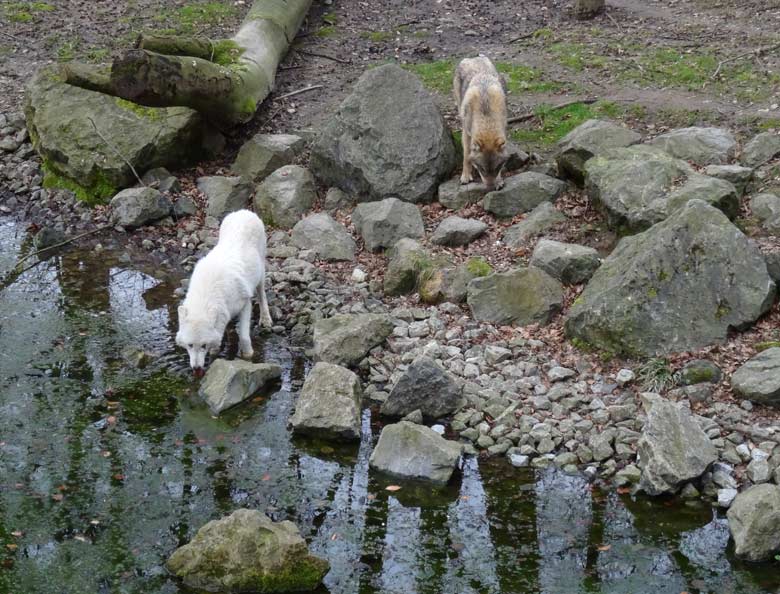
<box><xmin>616</xmin><ymin>369</ymin><xmax>635</xmax><ymax>385</ymax></box>
<box><xmin>401</xmin><ymin>409</ymin><xmax>424</xmax><ymax>424</ymax></box>
<box><xmin>718</xmin><ymin>488</ymin><xmax>738</xmax><ymax>508</ymax></box>
<box><xmin>548</xmin><ymin>366</ymin><xmax>576</xmax><ymax>382</ymax></box>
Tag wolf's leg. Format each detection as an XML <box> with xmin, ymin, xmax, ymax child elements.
<box><xmin>258</xmin><ymin>279</ymin><xmax>273</xmax><ymax>328</ymax></box>
<box><xmin>238</xmin><ymin>300</ymin><xmax>254</xmax><ymax>358</ymax></box>
<box><xmin>460</xmin><ymin>126</ymin><xmax>473</xmax><ymax>184</ymax></box>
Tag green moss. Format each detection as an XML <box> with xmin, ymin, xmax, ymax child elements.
<box><xmin>315</xmin><ymin>25</ymin><xmax>337</xmax><ymax>38</ymax></box>
<box><xmin>403</xmin><ymin>60</ymin><xmax>454</xmax><ymax>94</ymax></box>
<box><xmin>715</xmin><ymin>302</ymin><xmax>731</xmax><ymax>320</ymax></box>
<box><xmin>115</xmin><ymin>98</ymin><xmax>162</xmax><ymax>121</ymax></box>
<box><xmin>549</xmin><ymin>42</ymin><xmax>607</xmax><ymax>72</ymax></box>
<box><xmin>211</xmin><ymin>39</ymin><xmax>244</xmax><ymax>66</ymax></box>
<box><xmin>647</xmin><ymin>287</ymin><xmax>658</xmax><ymax>298</ymax></box>
<box><xmin>466</xmin><ymin>257</ymin><xmax>492</xmax><ymax>277</ymax></box>
<box><xmin>56</xmin><ymin>37</ymin><xmax>80</xmax><ymax>62</ymax></box>
<box><xmin>177</xmin><ymin>2</ymin><xmax>236</xmax><ymax>27</ymax></box>
<box><xmin>85</xmin><ymin>47</ymin><xmax>110</xmax><ymax>63</ymax></box>
<box><xmin>3</xmin><ymin>2</ymin><xmax>54</xmax><ymax>22</ymax></box>
<box><xmin>532</xmin><ymin>27</ymin><xmax>553</xmax><ymax>40</ymax></box>
<box><xmin>511</xmin><ymin>100</ymin><xmax>625</xmax><ymax>147</ymax></box>
<box><xmin>113</xmin><ymin>371</ymin><xmax>188</xmax><ymax>434</ymax></box>
<box><xmin>322</xmin><ymin>12</ymin><xmax>338</xmax><ymax>25</ymax></box>
<box><xmin>42</xmin><ymin>160</ymin><xmax>117</xmax><ymax>205</ymax></box>
<box><xmin>756</xmin><ymin>341</ymin><xmax>780</xmax><ymax>352</ymax></box>
<box><xmin>680</xmin><ymin>366</ymin><xmax>719</xmax><ymax>384</ymax></box>
<box><xmin>239</xmin><ymin>97</ymin><xmax>257</xmax><ymax>117</ymax></box>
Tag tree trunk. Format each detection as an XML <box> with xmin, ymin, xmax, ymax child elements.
<box><xmin>62</xmin><ymin>0</ymin><xmax>312</xmax><ymax>127</ymax></box>
<box><xmin>573</xmin><ymin>0</ymin><xmax>605</xmax><ymax>19</ymax></box>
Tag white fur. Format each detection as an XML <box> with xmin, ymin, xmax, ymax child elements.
<box><xmin>176</xmin><ymin>210</ymin><xmax>272</xmax><ymax>373</ymax></box>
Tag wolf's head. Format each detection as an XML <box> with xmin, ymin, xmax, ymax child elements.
<box><xmin>470</xmin><ymin>134</ymin><xmax>508</xmax><ymax>190</ymax></box>
<box><xmin>175</xmin><ymin>306</ymin><xmax>223</xmax><ymax>377</ymax></box>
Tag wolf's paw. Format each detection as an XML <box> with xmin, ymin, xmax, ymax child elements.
<box><xmin>495</xmin><ymin>178</ymin><xmax>505</xmax><ymax>190</ymax></box>
<box><xmin>239</xmin><ymin>347</ymin><xmax>254</xmax><ymax>360</ymax></box>
<box><xmin>460</xmin><ymin>172</ymin><xmax>474</xmax><ymax>185</ymax></box>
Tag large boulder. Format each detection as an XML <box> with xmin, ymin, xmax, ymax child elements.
<box><xmin>647</xmin><ymin>126</ymin><xmax>737</xmax><ymax>165</ymax></box>
<box><xmin>704</xmin><ymin>164</ymin><xmax>753</xmax><ymax>196</ymax></box>
<box><xmin>291</xmin><ymin>213</ymin><xmax>356</xmax><ymax>261</ymax></box>
<box><xmin>556</xmin><ymin>119</ymin><xmax>641</xmax><ymax>185</ymax></box>
<box><xmin>369</xmin><ymin>421</ymin><xmax>463</xmax><ymax>484</ymax></box>
<box><xmin>290</xmin><ymin>362</ymin><xmax>362</xmax><ymax>441</ymax></box>
<box><xmin>585</xmin><ymin>146</ymin><xmax>738</xmax><ymax>232</ymax></box>
<box><xmin>727</xmin><ymin>484</ymin><xmax>780</xmax><ymax>562</ymax></box>
<box><xmin>311</xmin><ymin>64</ymin><xmax>456</xmax><ymax>203</ymax></box>
<box><xmin>530</xmin><ymin>239</ymin><xmax>601</xmax><ymax>285</ymax></box>
<box><xmin>430</xmin><ymin>216</ymin><xmax>488</xmax><ymax>246</ymax></box>
<box><xmin>565</xmin><ymin>200</ymin><xmax>775</xmax><ymax>356</ymax></box>
<box><xmin>26</xmin><ymin>71</ymin><xmax>208</xmax><ymax>203</ymax></box>
<box><xmin>254</xmin><ymin>165</ymin><xmax>316</xmax><ymax>229</ymax></box>
<box><xmin>197</xmin><ymin>175</ymin><xmax>252</xmax><ymax>219</ymax></box>
<box><xmin>198</xmin><ymin>359</ymin><xmax>282</xmax><ymax>415</ymax></box>
<box><xmin>741</xmin><ymin>131</ymin><xmax>780</xmax><ymax>168</ymax></box>
<box><xmin>110</xmin><ymin>187</ymin><xmax>171</xmax><ymax>228</ymax></box>
<box><xmin>231</xmin><ymin>133</ymin><xmax>305</xmax><ymax>182</ymax></box>
<box><xmin>503</xmin><ymin>202</ymin><xmax>566</xmax><ymax>248</ymax></box>
<box><xmin>467</xmin><ymin>267</ymin><xmax>564</xmax><ymax>326</ymax></box>
<box><xmin>381</xmin><ymin>355</ymin><xmax>463</xmax><ymax>420</ymax></box>
<box><xmin>352</xmin><ymin>197</ymin><xmax>424</xmax><ymax>252</ymax></box>
<box><xmin>312</xmin><ymin>314</ymin><xmax>394</xmax><ymax>367</ymax></box>
<box><xmin>483</xmin><ymin>172</ymin><xmax>566</xmax><ymax>219</ymax></box>
<box><xmin>383</xmin><ymin>238</ymin><xmax>429</xmax><ymax>296</ymax></box>
<box><xmin>731</xmin><ymin>348</ymin><xmax>780</xmax><ymax>406</ymax></box>
<box><xmin>437</xmin><ymin>178</ymin><xmax>486</xmax><ymax>210</ymax></box>
<box><xmin>636</xmin><ymin>393</ymin><xmax>717</xmax><ymax>496</ymax></box>
<box><xmin>166</xmin><ymin>509</ymin><xmax>329</xmax><ymax>592</ymax></box>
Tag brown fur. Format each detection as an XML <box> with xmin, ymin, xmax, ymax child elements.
<box><xmin>454</xmin><ymin>56</ymin><xmax>508</xmax><ymax>190</ymax></box>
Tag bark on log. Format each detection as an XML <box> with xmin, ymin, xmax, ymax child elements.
<box><xmin>62</xmin><ymin>0</ymin><xmax>312</xmax><ymax>127</ymax></box>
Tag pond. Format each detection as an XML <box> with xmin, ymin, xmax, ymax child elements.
<box><xmin>0</xmin><ymin>215</ymin><xmax>778</xmax><ymax>594</ymax></box>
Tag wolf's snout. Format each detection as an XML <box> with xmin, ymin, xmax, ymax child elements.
<box><xmin>193</xmin><ymin>367</ymin><xmax>205</xmax><ymax>379</ymax></box>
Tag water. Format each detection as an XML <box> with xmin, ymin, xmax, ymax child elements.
<box><xmin>1</xmin><ymin>215</ymin><xmax>778</xmax><ymax>594</ymax></box>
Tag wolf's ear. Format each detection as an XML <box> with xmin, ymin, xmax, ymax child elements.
<box><xmin>178</xmin><ymin>305</ymin><xmax>188</xmax><ymax>320</ymax></box>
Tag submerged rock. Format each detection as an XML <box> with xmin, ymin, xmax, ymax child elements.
<box><xmin>731</xmin><ymin>348</ymin><xmax>780</xmax><ymax>406</ymax></box>
<box><xmin>290</xmin><ymin>362</ymin><xmax>362</xmax><ymax>441</ymax></box>
<box><xmin>313</xmin><ymin>314</ymin><xmax>394</xmax><ymax>367</ymax></box>
<box><xmin>166</xmin><ymin>509</ymin><xmax>329</xmax><ymax>592</ymax></box>
<box><xmin>727</xmin><ymin>484</ymin><xmax>780</xmax><ymax>562</ymax></box>
<box><xmin>369</xmin><ymin>421</ymin><xmax>463</xmax><ymax>483</ymax></box>
<box><xmin>636</xmin><ymin>393</ymin><xmax>717</xmax><ymax>496</ymax></box>
<box><xmin>381</xmin><ymin>355</ymin><xmax>463</xmax><ymax>420</ymax></box>
<box><xmin>198</xmin><ymin>359</ymin><xmax>282</xmax><ymax>415</ymax></box>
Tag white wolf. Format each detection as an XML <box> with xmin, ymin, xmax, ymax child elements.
<box><xmin>176</xmin><ymin>209</ymin><xmax>272</xmax><ymax>376</ymax></box>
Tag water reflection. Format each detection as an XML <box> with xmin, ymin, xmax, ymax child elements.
<box><xmin>1</xmin><ymin>216</ymin><xmax>779</xmax><ymax>594</ymax></box>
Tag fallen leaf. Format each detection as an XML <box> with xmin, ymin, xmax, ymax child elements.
<box><xmin>51</xmin><ymin>493</ymin><xmax>64</xmax><ymax>502</ymax></box>
<box><xmin>597</xmin><ymin>545</ymin><xmax>611</xmax><ymax>552</ymax></box>
<box><xmin>262</xmin><ymin>473</ymin><xmax>271</xmax><ymax>481</ymax></box>
<box><xmin>616</xmin><ymin>487</ymin><xmax>631</xmax><ymax>495</ymax></box>
<box><xmin>112</xmin><ymin>474</ymin><xmax>125</xmax><ymax>481</ymax></box>
<box><xmin>385</xmin><ymin>485</ymin><xmax>402</xmax><ymax>492</ymax></box>
<box><xmin>73</xmin><ymin>535</ymin><xmax>88</xmax><ymax>543</ymax></box>
<box><xmin>5</xmin><ymin>544</ymin><xmax>17</xmax><ymax>551</ymax></box>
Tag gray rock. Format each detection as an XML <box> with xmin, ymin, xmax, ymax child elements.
<box><xmin>467</xmin><ymin>267</ymin><xmax>564</xmax><ymax>326</ymax></box>
<box><xmin>616</xmin><ymin>369</ymin><xmax>635</xmax><ymax>385</ymax></box>
<box><xmin>573</xmin><ymin>0</ymin><xmax>605</xmax><ymax>18</ymax></box>
<box><xmin>290</xmin><ymin>362</ymin><xmax>362</xmax><ymax>441</ymax></box>
<box><xmin>311</xmin><ymin>64</ymin><xmax>456</xmax><ymax>203</ymax></box>
<box><xmin>766</xmin><ymin>251</ymin><xmax>780</xmax><ymax>283</ymax></box>
<box><xmin>369</xmin><ymin>421</ymin><xmax>463</xmax><ymax>483</ymax></box>
<box><xmin>197</xmin><ymin>176</ymin><xmax>252</xmax><ymax>219</ymax></box>
<box><xmin>291</xmin><ymin>213</ymin><xmax>356</xmax><ymax>261</ymax></box>
<box><xmin>508</xmin><ymin>451</ymin><xmax>530</xmax><ymax>467</ymax></box>
<box><xmin>747</xmin><ymin>458</ymin><xmax>772</xmax><ymax>484</ymax></box>
<box><xmin>503</xmin><ymin>202</ymin><xmax>566</xmax><ymax>247</ymax></box>
<box><xmin>741</xmin><ymin>132</ymin><xmax>780</xmax><ymax>168</ymax></box>
<box><xmin>565</xmin><ymin>200</ymin><xmax>775</xmax><ymax>356</ymax></box>
<box><xmin>614</xmin><ymin>463</ymin><xmax>642</xmax><ymax>486</ymax></box>
<box><xmin>648</xmin><ymin>126</ymin><xmax>737</xmax><ymax>165</ymax></box>
<box><xmin>323</xmin><ymin>187</ymin><xmax>354</xmax><ymax>212</ymax></box>
<box><xmin>142</xmin><ymin>167</ymin><xmax>181</xmax><ymax>193</ymax></box>
<box><xmin>731</xmin><ymin>348</ymin><xmax>780</xmax><ymax>406</ymax></box>
<box><xmin>198</xmin><ymin>359</ymin><xmax>282</xmax><ymax>415</ymax></box>
<box><xmin>166</xmin><ymin>509</ymin><xmax>329</xmax><ymax>592</ymax></box>
<box><xmin>231</xmin><ymin>133</ymin><xmax>304</xmax><ymax>182</ymax></box>
<box><xmin>636</xmin><ymin>393</ymin><xmax>717</xmax><ymax>495</ymax></box>
<box><xmin>254</xmin><ymin>165</ymin><xmax>316</xmax><ymax>229</ymax></box>
<box><xmin>402</xmin><ymin>409</ymin><xmax>424</xmax><ymax>424</ymax></box>
<box><xmin>589</xmin><ymin>432</ymin><xmax>614</xmax><ymax>462</ymax></box>
<box><xmin>173</xmin><ymin>195</ymin><xmax>198</xmax><ymax>218</ymax></box>
<box><xmin>430</xmin><ymin>216</ymin><xmax>488</xmax><ymax>246</ymax></box>
<box><xmin>727</xmin><ymin>484</ymin><xmax>780</xmax><ymax>561</ymax></box>
<box><xmin>665</xmin><ymin>173</ymin><xmax>739</xmax><ymax>221</ymax></box>
<box><xmin>25</xmin><ymin>71</ymin><xmax>208</xmax><ymax>203</ymax></box>
<box><xmin>313</xmin><ymin>314</ymin><xmax>394</xmax><ymax>367</ymax></box>
<box><xmin>381</xmin><ymin>355</ymin><xmax>463</xmax><ymax>420</ymax></box>
<box><xmin>704</xmin><ymin>164</ymin><xmax>753</xmax><ymax>195</ymax></box>
<box><xmin>718</xmin><ymin>488</ymin><xmax>738</xmax><ymax>508</ymax></box>
<box><xmin>33</xmin><ymin>227</ymin><xmax>66</xmax><ymax>251</ymax></box>
<box><xmin>383</xmin><ymin>238</ymin><xmax>429</xmax><ymax>296</ymax></box>
<box><xmin>437</xmin><ymin>178</ymin><xmax>486</xmax><ymax>210</ymax></box>
<box><xmin>419</xmin><ymin>258</ymin><xmax>490</xmax><ymax>305</ymax></box>
<box><xmin>530</xmin><ymin>239</ymin><xmax>601</xmax><ymax>284</ymax></box>
<box><xmin>110</xmin><ymin>187</ymin><xmax>172</xmax><ymax>228</ymax></box>
<box><xmin>352</xmin><ymin>197</ymin><xmax>424</xmax><ymax>252</ymax></box>
<box><xmin>750</xmin><ymin>193</ymin><xmax>780</xmax><ymax>222</ymax></box>
<box><xmin>678</xmin><ymin>359</ymin><xmax>722</xmax><ymax>385</ymax></box>
<box><xmin>556</xmin><ymin>119</ymin><xmax>641</xmax><ymax>184</ymax></box>
<box><xmin>483</xmin><ymin>172</ymin><xmax>566</xmax><ymax>219</ymax></box>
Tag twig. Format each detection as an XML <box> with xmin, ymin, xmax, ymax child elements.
<box><xmin>296</xmin><ymin>49</ymin><xmax>350</xmax><ymax>64</ymax></box>
<box><xmin>711</xmin><ymin>42</ymin><xmax>780</xmax><ymax>79</ymax></box>
<box><xmin>0</xmin><ymin>30</ymin><xmax>24</xmax><ymax>42</ymax></box>
<box><xmin>87</xmin><ymin>117</ymin><xmax>145</xmax><ymax>187</ymax></box>
<box><xmin>274</xmin><ymin>84</ymin><xmax>324</xmax><ymax>101</ymax></box>
<box><xmin>509</xmin><ymin>31</ymin><xmax>536</xmax><ymax>44</ymax></box>
<box><xmin>394</xmin><ymin>19</ymin><xmax>420</xmax><ymax>28</ymax></box>
<box><xmin>13</xmin><ymin>225</ymin><xmax>112</xmax><ymax>269</ymax></box>
<box><xmin>508</xmin><ymin>98</ymin><xmax>598</xmax><ymax>124</ymax></box>
<box><xmin>605</xmin><ymin>11</ymin><xmax>622</xmax><ymax>32</ymax></box>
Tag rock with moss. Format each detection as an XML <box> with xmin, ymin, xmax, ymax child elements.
<box><xmin>381</xmin><ymin>355</ymin><xmax>463</xmax><ymax>420</ymax></box>
<box><xmin>503</xmin><ymin>202</ymin><xmax>566</xmax><ymax>248</ymax></box>
<box><xmin>352</xmin><ymin>197</ymin><xmax>424</xmax><ymax>252</ymax></box>
<box><xmin>313</xmin><ymin>314</ymin><xmax>394</xmax><ymax>367</ymax></box>
<box><xmin>556</xmin><ymin>119</ymin><xmax>641</xmax><ymax>185</ymax></box>
<box><xmin>369</xmin><ymin>421</ymin><xmax>463</xmax><ymax>483</ymax></box>
<box><xmin>731</xmin><ymin>348</ymin><xmax>780</xmax><ymax>406</ymax></box>
<box><xmin>586</xmin><ymin>145</ymin><xmax>738</xmax><ymax>232</ymax></box>
<box><xmin>530</xmin><ymin>239</ymin><xmax>601</xmax><ymax>285</ymax></box>
<box><xmin>384</xmin><ymin>238</ymin><xmax>429</xmax><ymax>296</ymax></box>
<box><xmin>419</xmin><ymin>257</ymin><xmax>491</xmax><ymax>304</ymax></box>
<box><xmin>727</xmin><ymin>484</ymin><xmax>780</xmax><ymax>562</ymax></box>
<box><xmin>197</xmin><ymin>175</ymin><xmax>252</xmax><ymax>219</ymax></box>
<box><xmin>231</xmin><ymin>133</ymin><xmax>305</xmax><ymax>182</ymax></box>
<box><xmin>166</xmin><ymin>509</ymin><xmax>329</xmax><ymax>592</ymax></box>
<box><xmin>741</xmin><ymin>131</ymin><xmax>780</xmax><ymax>168</ymax></box>
<box><xmin>704</xmin><ymin>164</ymin><xmax>753</xmax><ymax>196</ymax></box>
<box><xmin>647</xmin><ymin>126</ymin><xmax>737</xmax><ymax>165</ymax></box>
<box><xmin>430</xmin><ymin>216</ymin><xmax>488</xmax><ymax>246</ymax></box>
<box><xmin>437</xmin><ymin>178</ymin><xmax>486</xmax><ymax>210</ymax></box>
<box><xmin>254</xmin><ymin>165</ymin><xmax>316</xmax><ymax>229</ymax></box>
<box><xmin>110</xmin><ymin>187</ymin><xmax>172</xmax><ymax>228</ymax></box>
<box><xmin>25</xmin><ymin>71</ymin><xmax>209</xmax><ymax>203</ymax></box>
<box><xmin>291</xmin><ymin>213</ymin><xmax>356</xmax><ymax>261</ymax></box>
<box><xmin>198</xmin><ymin>359</ymin><xmax>282</xmax><ymax>415</ymax></box>
<box><xmin>483</xmin><ymin>172</ymin><xmax>566</xmax><ymax>219</ymax></box>
<box><xmin>678</xmin><ymin>359</ymin><xmax>722</xmax><ymax>386</ymax></box>
<box><xmin>636</xmin><ymin>393</ymin><xmax>717</xmax><ymax>496</ymax></box>
<box><xmin>467</xmin><ymin>267</ymin><xmax>564</xmax><ymax>326</ymax></box>
<box><xmin>311</xmin><ymin>64</ymin><xmax>456</xmax><ymax>203</ymax></box>
<box><xmin>565</xmin><ymin>200</ymin><xmax>775</xmax><ymax>356</ymax></box>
